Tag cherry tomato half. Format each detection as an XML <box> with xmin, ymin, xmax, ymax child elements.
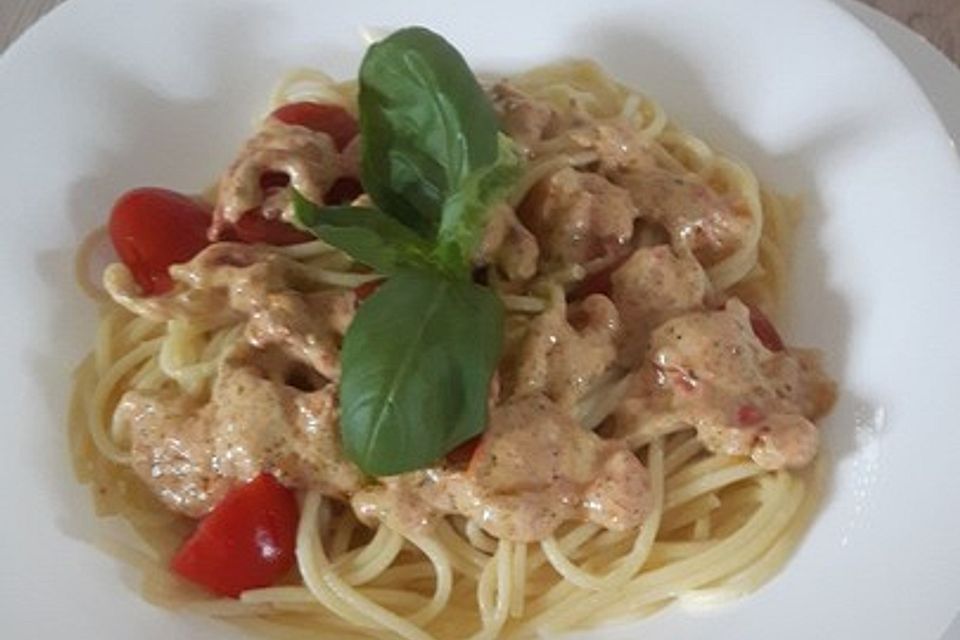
<box><xmin>270</xmin><ymin>102</ymin><xmax>358</xmax><ymax>151</ymax></box>
<box><xmin>353</xmin><ymin>278</ymin><xmax>385</xmax><ymax>304</ymax></box>
<box><xmin>109</xmin><ymin>187</ymin><xmax>211</xmax><ymax>295</ymax></box>
<box><xmin>233</xmin><ymin>103</ymin><xmax>363</xmax><ymax>244</ymax></box>
<box><xmin>325</xmin><ymin>177</ymin><xmax>364</xmax><ymax>205</ymax></box>
<box><xmin>446</xmin><ymin>435</ymin><xmax>482</xmax><ymax>467</ymax></box>
<box><xmin>170</xmin><ymin>474</ymin><xmax>300</xmax><ymax>598</ymax></box>
<box><xmin>233</xmin><ymin>212</ymin><xmax>315</xmax><ymax>246</ymax></box>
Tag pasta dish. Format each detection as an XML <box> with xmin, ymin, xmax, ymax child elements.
<box><xmin>70</xmin><ymin>27</ymin><xmax>836</xmax><ymax>640</ymax></box>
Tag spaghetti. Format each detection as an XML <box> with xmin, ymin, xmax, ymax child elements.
<box><xmin>70</xmin><ymin>57</ymin><xmax>834</xmax><ymax>640</ymax></box>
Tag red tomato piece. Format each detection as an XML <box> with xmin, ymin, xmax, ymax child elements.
<box><xmin>232</xmin><ymin>176</ymin><xmax>363</xmax><ymax>246</ymax></box>
<box><xmin>109</xmin><ymin>187</ymin><xmax>211</xmax><ymax>295</ymax></box>
<box><xmin>171</xmin><ymin>474</ymin><xmax>300</xmax><ymax>598</ymax></box>
<box><xmin>747</xmin><ymin>304</ymin><xmax>785</xmax><ymax>352</ymax></box>
<box><xmin>446</xmin><ymin>435</ymin><xmax>482</xmax><ymax>467</ymax></box>
<box><xmin>736</xmin><ymin>404</ymin><xmax>764</xmax><ymax>426</ymax></box>
<box><xmin>259</xmin><ymin>171</ymin><xmax>291</xmax><ymax>191</ymax></box>
<box><xmin>233</xmin><ymin>211</ymin><xmax>314</xmax><ymax>246</ymax></box>
<box><xmin>326</xmin><ymin>177</ymin><xmax>364</xmax><ymax>205</ymax></box>
<box><xmin>354</xmin><ymin>278</ymin><xmax>385</xmax><ymax>304</ymax></box>
<box><xmin>242</xmin><ymin>104</ymin><xmax>362</xmax><ymax>243</ymax></box>
<box><xmin>270</xmin><ymin>102</ymin><xmax>358</xmax><ymax>151</ymax></box>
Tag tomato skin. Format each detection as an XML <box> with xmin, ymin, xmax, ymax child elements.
<box><xmin>270</xmin><ymin>102</ymin><xmax>358</xmax><ymax>151</ymax></box>
<box><xmin>354</xmin><ymin>278</ymin><xmax>385</xmax><ymax>303</ymax></box>
<box><xmin>170</xmin><ymin>474</ymin><xmax>300</xmax><ymax>598</ymax></box>
<box><xmin>446</xmin><ymin>436</ymin><xmax>481</xmax><ymax>467</ymax></box>
<box><xmin>109</xmin><ymin>188</ymin><xmax>211</xmax><ymax>295</ymax></box>
<box><xmin>230</xmin><ymin>103</ymin><xmax>361</xmax><ymax>243</ymax></box>
<box><xmin>233</xmin><ymin>212</ymin><xmax>315</xmax><ymax>246</ymax></box>
<box><xmin>233</xmin><ymin>176</ymin><xmax>363</xmax><ymax>246</ymax></box>
<box><xmin>326</xmin><ymin>177</ymin><xmax>364</xmax><ymax>205</ymax></box>
<box><xmin>736</xmin><ymin>404</ymin><xmax>764</xmax><ymax>426</ymax></box>
<box><xmin>747</xmin><ymin>304</ymin><xmax>785</xmax><ymax>352</ymax></box>
<box><xmin>259</xmin><ymin>171</ymin><xmax>291</xmax><ymax>191</ymax></box>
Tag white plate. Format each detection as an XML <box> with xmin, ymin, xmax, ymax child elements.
<box><xmin>2</xmin><ymin>0</ymin><xmax>959</xmax><ymax>638</ymax></box>
<box><xmin>832</xmin><ymin>8</ymin><xmax>960</xmax><ymax>640</ymax></box>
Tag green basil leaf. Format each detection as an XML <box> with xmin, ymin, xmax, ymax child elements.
<box><xmin>339</xmin><ymin>268</ymin><xmax>503</xmax><ymax>475</ymax></box>
<box><xmin>359</xmin><ymin>26</ymin><xmax>501</xmax><ymax>236</ymax></box>
<box><xmin>435</xmin><ymin>134</ymin><xmax>522</xmax><ymax>267</ymax></box>
<box><xmin>292</xmin><ymin>190</ymin><xmax>432</xmax><ymax>274</ymax></box>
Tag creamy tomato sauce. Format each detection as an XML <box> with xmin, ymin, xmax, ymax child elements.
<box><xmin>210</xmin><ymin>117</ymin><xmax>359</xmax><ymax>237</ymax></box>
<box><xmin>352</xmin><ymin>395</ymin><xmax>652</xmax><ymax>542</ymax></box>
<box><xmin>105</xmin><ymin>83</ymin><xmax>835</xmax><ymax>542</ymax></box>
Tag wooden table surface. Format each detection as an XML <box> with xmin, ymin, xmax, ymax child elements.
<box><xmin>865</xmin><ymin>0</ymin><xmax>959</xmax><ymax>63</ymax></box>
<box><xmin>1</xmin><ymin>0</ymin><xmax>959</xmax><ymax>65</ymax></box>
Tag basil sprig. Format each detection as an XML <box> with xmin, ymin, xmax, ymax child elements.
<box><xmin>293</xmin><ymin>27</ymin><xmax>520</xmax><ymax>475</ymax></box>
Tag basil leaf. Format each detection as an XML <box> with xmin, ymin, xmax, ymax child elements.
<box><xmin>293</xmin><ymin>28</ymin><xmax>515</xmax><ymax>477</ymax></box>
<box><xmin>359</xmin><ymin>26</ymin><xmax>501</xmax><ymax>236</ymax></box>
<box><xmin>435</xmin><ymin>134</ymin><xmax>522</xmax><ymax>267</ymax></box>
<box><xmin>339</xmin><ymin>268</ymin><xmax>503</xmax><ymax>475</ymax></box>
<box><xmin>292</xmin><ymin>190</ymin><xmax>431</xmax><ymax>274</ymax></box>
